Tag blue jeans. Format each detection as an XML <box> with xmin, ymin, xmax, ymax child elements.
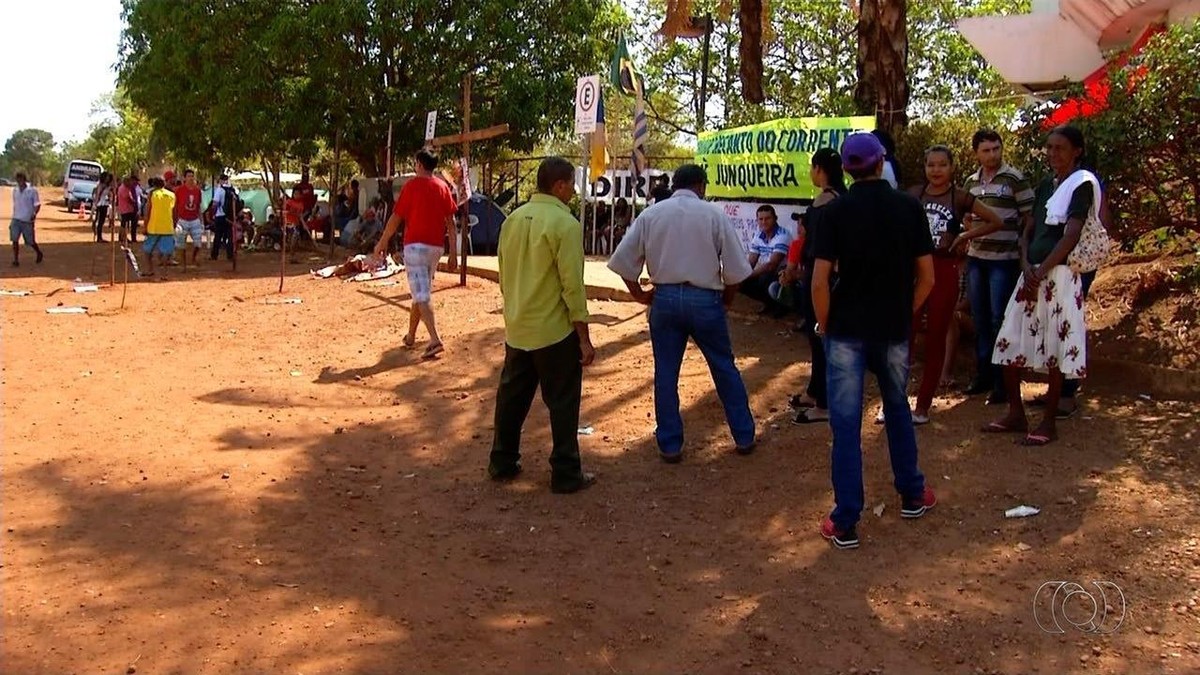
<box><xmin>649</xmin><ymin>284</ymin><xmax>756</xmax><ymax>455</ymax></box>
<box><xmin>825</xmin><ymin>336</ymin><xmax>925</xmax><ymax>529</ymax></box>
<box><xmin>966</xmin><ymin>257</ymin><xmax>1020</xmax><ymax>391</ymax></box>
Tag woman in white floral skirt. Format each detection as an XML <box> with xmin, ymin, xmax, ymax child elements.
<box><xmin>983</xmin><ymin>125</ymin><xmax>1099</xmax><ymax>446</ymax></box>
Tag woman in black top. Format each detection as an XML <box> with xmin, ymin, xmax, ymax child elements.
<box><xmin>790</xmin><ymin>147</ymin><xmax>847</xmax><ymax>424</ymax></box>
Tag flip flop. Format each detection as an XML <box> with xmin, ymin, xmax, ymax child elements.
<box><xmin>1019</xmin><ymin>433</ymin><xmax>1056</xmax><ymax>447</ymax></box>
<box><xmin>1056</xmin><ymin>406</ymin><xmax>1079</xmax><ymax>420</ymax></box>
<box><xmin>421</xmin><ymin>342</ymin><xmax>444</xmax><ymax>360</ymax></box>
<box><xmin>402</xmin><ymin>335</ymin><xmax>416</xmax><ymax>348</ymax></box>
<box><xmin>982</xmin><ymin>420</ymin><xmax>1028</xmax><ymax>433</ymax></box>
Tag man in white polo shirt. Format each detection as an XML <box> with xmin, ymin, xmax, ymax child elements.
<box><xmin>608</xmin><ymin>164</ymin><xmax>757</xmax><ymax>463</ymax></box>
<box><xmin>10</xmin><ymin>172</ymin><xmax>44</xmax><ymax>267</ymax></box>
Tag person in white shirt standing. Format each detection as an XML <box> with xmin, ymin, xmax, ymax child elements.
<box><xmin>10</xmin><ymin>172</ymin><xmax>44</xmax><ymax>267</ymax></box>
<box><xmin>607</xmin><ymin>164</ymin><xmax>757</xmax><ymax>463</ymax></box>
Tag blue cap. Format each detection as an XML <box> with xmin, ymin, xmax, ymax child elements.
<box><xmin>840</xmin><ymin>132</ymin><xmax>885</xmax><ymax>172</ymax></box>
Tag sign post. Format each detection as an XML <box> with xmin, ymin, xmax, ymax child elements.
<box><xmin>575</xmin><ymin>75</ymin><xmax>600</xmax><ymax>242</ymax></box>
<box><xmin>425</xmin><ymin>111</ymin><xmax>437</xmax><ymax>145</ymax></box>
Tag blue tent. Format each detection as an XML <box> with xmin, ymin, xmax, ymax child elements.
<box><xmin>466</xmin><ymin>194</ymin><xmax>506</xmax><ymax>255</ymax></box>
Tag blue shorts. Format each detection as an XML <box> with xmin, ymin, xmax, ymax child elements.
<box><xmin>143</xmin><ymin>234</ymin><xmax>176</xmax><ymax>256</ymax></box>
<box><xmin>9</xmin><ymin>219</ymin><xmax>34</xmax><ymax>244</ymax></box>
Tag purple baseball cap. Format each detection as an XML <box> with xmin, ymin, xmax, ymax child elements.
<box><xmin>840</xmin><ymin>132</ymin><xmax>885</xmax><ymax>172</ymax></box>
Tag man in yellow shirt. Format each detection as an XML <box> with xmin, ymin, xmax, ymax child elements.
<box><xmin>489</xmin><ymin>157</ymin><xmax>596</xmax><ymax>494</ymax></box>
<box><xmin>142</xmin><ymin>177</ymin><xmax>177</xmax><ymax>277</ymax></box>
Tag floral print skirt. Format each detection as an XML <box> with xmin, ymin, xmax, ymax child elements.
<box><xmin>991</xmin><ymin>265</ymin><xmax>1087</xmax><ymax>378</ymax></box>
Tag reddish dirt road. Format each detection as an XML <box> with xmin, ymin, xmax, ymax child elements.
<box><xmin>2</xmin><ymin>189</ymin><xmax>1198</xmax><ymax>674</ymax></box>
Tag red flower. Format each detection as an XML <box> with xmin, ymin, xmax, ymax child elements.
<box><xmin>1028</xmin><ymin>320</ymin><xmax>1041</xmax><ymax>337</ymax></box>
<box><xmin>1044</xmin><ymin>279</ymin><xmax>1056</xmax><ymax>303</ymax></box>
<box><xmin>1052</xmin><ymin>303</ymin><xmax>1063</xmax><ymax>317</ymax></box>
<box><xmin>1058</xmin><ymin>320</ymin><xmax>1073</xmax><ymax>341</ymax></box>
<box><xmin>1075</xmin><ymin>291</ymin><xmax>1084</xmax><ymax>310</ymax></box>
<box><xmin>1046</xmin><ymin>355</ymin><xmax>1059</xmax><ymax>369</ymax></box>
<box><xmin>1013</xmin><ymin>354</ymin><xmax>1028</xmax><ymax>368</ymax></box>
<box><xmin>1066</xmin><ymin>345</ymin><xmax>1081</xmax><ymax>360</ymax></box>
<box><xmin>996</xmin><ymin>337</ymin><xmax>1011</xmax><ymax>353</ymax></box>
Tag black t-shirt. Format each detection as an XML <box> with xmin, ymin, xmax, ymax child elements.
<box><xmin>812</xmin><ymin>179</ymin><xmax>934</xmax><ymax>342</ymax></box>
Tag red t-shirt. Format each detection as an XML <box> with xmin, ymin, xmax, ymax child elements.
<box><xmin>284</xmin><ymin>198</ymin><xmax>305</xmax><ymax>227</ymax></box>
<box><xmin>174</xmin><ymin>184</ymin><xmax>203</xmax><ymax>220</ymax></box>
<box><xmin>394</xmin><ymin>176</ymin><xmax>458</xmax><ymax>247</ymax></box>
<box><xmin>786</xmin><ymin>234</ymin><xmax>805</xmax><ymax>266</ymax></box>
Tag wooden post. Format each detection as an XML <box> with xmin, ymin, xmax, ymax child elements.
<box><xmin>459</xmin><ymin>73</ymin><xmax>471</xmax><ymax>287</ymax></box>
<box><xmin>328</xmin><ymin>132</ymin><xmax>341</xmax><ymax>262</ymax></box>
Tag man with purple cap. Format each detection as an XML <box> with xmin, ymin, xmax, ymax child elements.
<box><xmin>809</xmin><ymin>132</ymin><xmax>938</xmax><ymax>549</ymax></box>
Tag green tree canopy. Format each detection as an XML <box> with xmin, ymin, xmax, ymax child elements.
<box><xmin>3</xmin><ymin>129</ymin><xmax>57</xmax><ymax>183</ymax></box>
<box><xmin>119</xmin><ymin>0</ymin><xmax>626</xmax><ymax>178</ymax></box>
<box><xmin>632</xmin><ymin>0</ymin><xmax>1029</xmax><ymax>134</ymax></box>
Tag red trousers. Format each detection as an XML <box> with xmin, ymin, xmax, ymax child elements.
<box><xmin>913</xmin><ymin>256</ymin><xmax>961</xmax><ymax>411</ymax></box>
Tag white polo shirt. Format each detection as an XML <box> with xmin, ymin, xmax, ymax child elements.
<box><xmin>12</xmin><ymin>186</ymin><xmax>41</xmax><ymax>222</ymax></box>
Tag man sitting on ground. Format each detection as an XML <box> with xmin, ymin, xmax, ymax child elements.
<box><xmin>739</xmin><ymin>205</ymin><xmax>792</xmax><ymax>317</ymax></box>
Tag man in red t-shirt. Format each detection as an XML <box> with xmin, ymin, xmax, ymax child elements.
<box><xmin>374</xmin><ymin>149</ymin><xmax>459</xmax><ymax>359</ymax></box>
<box><xmin>292</xmin><ymin>168</ymin><xmax>317</xmax><ymax>219</ymax></box>
<box><xmin>173</xmin><ymin>169</ymin><xmax>204</xmax><ymax>265</ymax></box>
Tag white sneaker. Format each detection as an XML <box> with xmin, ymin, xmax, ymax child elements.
<box><xmin>912</xmin><ymin>412</ymin><xmax>930</xmax><ymax>425</ymax></box>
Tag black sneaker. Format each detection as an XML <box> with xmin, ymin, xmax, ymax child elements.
<box><xmin>35</xmin><ymin>250</ymin><xmax>44</xmax><ymax>264</ymax></box>
<box><xmin>487</xmin><ymin>462</ymin><xmax>522</xmax><ymax>482</ymax></box>
<box><xmin>551</xmin><ymin>472</ymin><xmax>596</xmax><ymax>494</ymax></box>
<box><xmin>820</xmin><ymin>517</ymin><xmax>860</xmax><ymax>549</ymax></box>
<box><xmin>963</xmin><ymin>378</ymin><xmax>991</xmax><ymax>396</ymax></box>
<box><xmin>901</xmin><ymin>487</ymin><xmax>938</xmax><ymax>519</ymax></box>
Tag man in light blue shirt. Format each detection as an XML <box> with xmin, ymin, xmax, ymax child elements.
<box><xmin>608</xmin><ymin>164</ymin><xmax>757</xmax><ymax>463</ymax></box>
<box><xmin>738</xmin><ymin>205</ymin><xmax>792</xmax><ymax>317</ymax></box>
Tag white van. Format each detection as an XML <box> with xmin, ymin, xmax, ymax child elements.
<box><xmin>63</xmin><ymin>159</ymin><xmax>104</xmax><ymax>211</ymax></box>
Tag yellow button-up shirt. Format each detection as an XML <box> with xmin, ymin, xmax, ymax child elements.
<box><xmin>497</xmin><ymin>193</ymin><xmax>589</xmax><ymax>351</ymax></box>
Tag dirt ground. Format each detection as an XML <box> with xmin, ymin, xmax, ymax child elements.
<box><xmin>2</xmin><ymin>188</ymin><xmax>1198</xmax><ymax>674</ymax></box>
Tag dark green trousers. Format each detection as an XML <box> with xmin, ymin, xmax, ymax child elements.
<box><xmin>489</xmin><ymin>333</ymin><xmax>584</xmax><ymax>488</ymax></box>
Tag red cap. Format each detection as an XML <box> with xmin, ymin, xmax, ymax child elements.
<box><xmin>163</xmin><ymin>170</ymin><xmax>176</xmax><ymax>182</ymax></box>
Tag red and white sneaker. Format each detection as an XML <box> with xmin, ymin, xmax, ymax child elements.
<box><xmin>820</xmin><ymin>517</ymin><xmax>860</xmax><ymax>549</ymax></box>
<box><xmin>901</xmin><ymin>487</ymin><xmax>938</xmax><ymax>519</ymax></box>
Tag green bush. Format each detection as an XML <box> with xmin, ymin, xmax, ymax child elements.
<box><xmin>1016</xmin><ymin>22</ymin><xmax>1200</xmax><ymax>250</ymax></box>
<box><xmin>896</xmin><ymin>115</ymin><xmax>1025</xmax><ymax>190</ymax></box>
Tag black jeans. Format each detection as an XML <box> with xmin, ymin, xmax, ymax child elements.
<box><xmin>93</xmin><ymin>205</ymin><xmax>109</xmax><ymax>240</ymax></box>
<box><xmin>211</xmin><ymin>216</ymin><xmax>234</xmax><ymax>260</ymax></box>
<box><xmin>489</xmin><ymin>333</ymin><xmax>585</xmax><ymax>488</ymax></box>
<box><xmin>799</xmin><ymin>277</ymin><xmax>828</xmax><ymax>408</ymax></box>
<box><xmin>740</xmin><ymin>273</ymin><xmax>786</xmax><ymax>312</ymax></box>
<box><xmin>120</xmin><ymin>212</ymin><xmax>138</xmax><ymax>242</ymax></box>
<box><xmin>1062</xmin><ymin>270</ymin><xmax>1097</xmax><ymax>398</ymax></box>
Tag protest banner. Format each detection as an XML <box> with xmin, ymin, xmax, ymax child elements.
<box><xmin>712</xmin><ymin>200</ymin><xmax>806</xmax><ymax>253</ymax></box>
<box><xmin>696</xmin><ymin>116</ymin><xmax>875</xmax><ymax>199</ymax></box>
<box><xmin>575</xmin><ymin>168</ymin><xmax>673</xmax><ymax>201</ymax></box>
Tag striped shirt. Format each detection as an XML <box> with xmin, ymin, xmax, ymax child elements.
<box><xmin>963</xmin><ymin>164</ymin><xmax>1034</xmax><ymax>261</ymax></box>
<box><xmin>750</xmin><ymin>225</ymin><xmax>792</xmax><ymax>272</ymax></box>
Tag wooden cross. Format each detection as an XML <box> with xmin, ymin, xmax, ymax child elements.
<box><xmin>428</xmin><ymin>74</ymin><xmax>510</xmax><ymax>286</ymax></box>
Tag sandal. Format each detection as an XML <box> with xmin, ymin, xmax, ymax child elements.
<box><xmin>402</xmin><ymin>335</ymin><xmax>416</xmax><ymax>349</ymax></box>
<box><xmin>792</xmin><ymin>407</ymin><xmax>829</xmax><ymax>425</ymax></box>
<box><xmin>421</xmin><ymin>342</ymin><xmax>444</xmax><ymax>360</ymax></box>
<box><xmin>1019</xmin><ymin>432</ymin><xmax>1056</xmax><ymax>447</ymax></box>
<box><xmin>788</xmin><ymin>394</ymin><xmax>816</xmax><ymax>410</ymax></box>
<box><xmin>982</xmin><ymin>420</ymin><xmax>1028</xmax><ymax>433</ymax></box>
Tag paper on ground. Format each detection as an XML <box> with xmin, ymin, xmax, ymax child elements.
<box><xmin>47</xmin><ymin>306</ymin><xmax>88</xmax><ymax>314</ymax></box>
<box><xmin>1004</xmin><ymin>505</ymin><xmax>1041</xmax><ymax>518</ymax></box>
<box><xmin>0</xmin><ymin>289</ymin><xmax>33</xmax><ymax>296</ymax></box>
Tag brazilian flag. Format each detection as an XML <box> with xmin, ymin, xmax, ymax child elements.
<box><xmin>610</xmin><ymin>33</ymin><xmax>645</xmax><ymax>97</ymax></box>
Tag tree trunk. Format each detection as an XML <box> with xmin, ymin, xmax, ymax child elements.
<box><xmin>854</xmin><ymin>0</ymin><xmax>909</xmax><ymax>136</ymax></box>
<box><xmin>738</xmin><ymin>0</ymin><xmax>765</xmax><ymax>104</ymax></box>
